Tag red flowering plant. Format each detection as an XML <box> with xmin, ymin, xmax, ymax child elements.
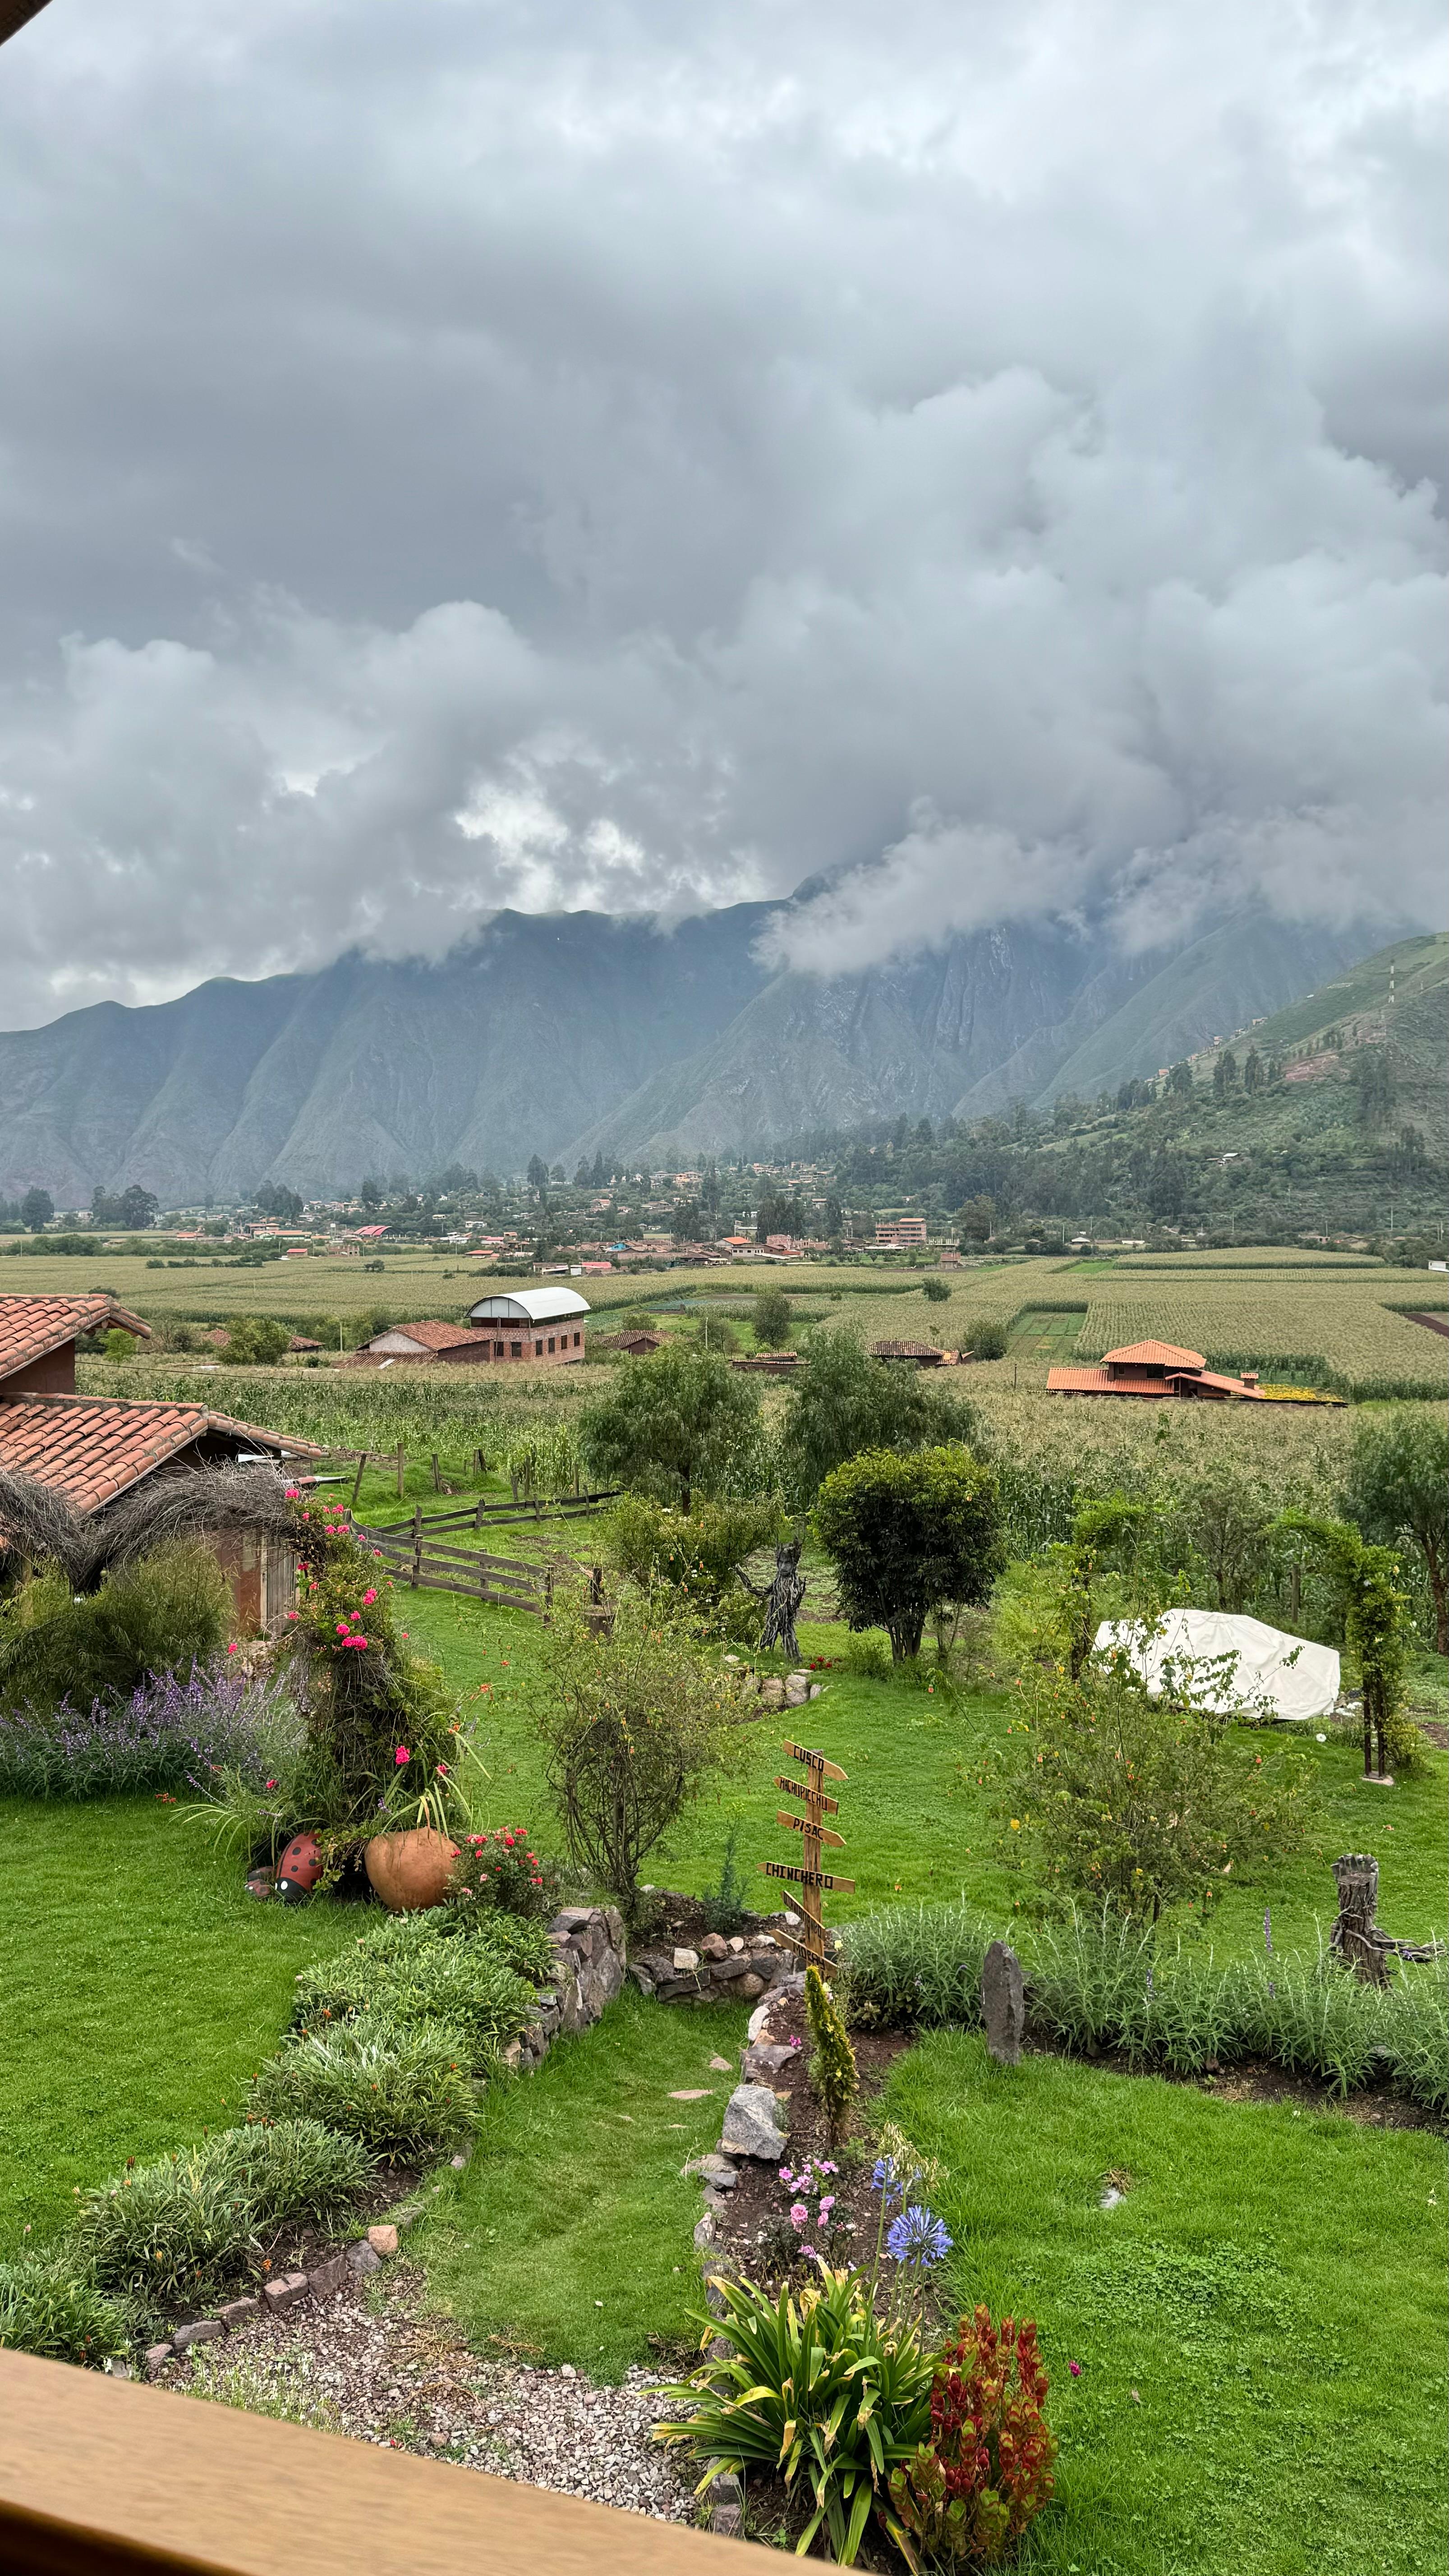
<box><xmin>885</xmin><ymin>2306</ymin><xmax>1057</xmax><ymax>2567</ymax></box>
<box><xmin>448</xmin><ymin>1826</ymin><xmax>563</xmax><ymax>1921</ymax></box>
<box><xmin>224</xmin><ymin>1504</ymin><xmax>479</xmax><ymax>1862</ymax></box>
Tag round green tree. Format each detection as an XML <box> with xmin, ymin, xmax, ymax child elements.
<box><xmin>578</xmin><ymin>1341</ymin><xmax>765</xmax><ymax>1513</ymax></box>
<box><xmin>813</xmin><ymin>1444</ymin><xmax>1002</xmax><ymax>1661</ymax></box>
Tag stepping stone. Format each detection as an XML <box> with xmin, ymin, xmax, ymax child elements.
<box><xmin>708</xmin><ymin>2055</ymin><xmax>734</xmax><ymax>2072</ymax></box>
<box><xmin>668</xmin><ymin>2088</ymin><xmax>714</xmax><ymax>2100</ymax></box>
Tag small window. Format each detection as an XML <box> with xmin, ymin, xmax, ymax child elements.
<box><xmin>493</xmin><ymin>1341</ymin><xmax>504</xmax><ymax>1358</ymax></box>
<box><xmin>547</xmin><ymin>1336</ymin><xmax>556</xmax><ymax>1353</ymax></box>
<box><xmin>510</xmin><ymin>1341</ymin><xmax>522</xmax><ymax>1358</ymax></box>
<box><xmin>535</xmin><ymin>1341</ymin><xmax>543</xmax><ymax>1357</ymax></box>
<box><xmin>573</xmin><ymin>1330</ymin><xmax>581</xmax><ymax>1346</ymax></box>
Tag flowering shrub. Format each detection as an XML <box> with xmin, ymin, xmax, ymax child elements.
<box><xmin>0</xmin><ymin>1661</ymin><xmax>298</xmax><ymax>1801</ymax></box>
<box><xmin>887</xmin><ymin>2307</ymin><xmax>1057</xmax><ymax>2565</ymax></box>
<box><xmin>448</xmin><ymin>1828</ymin><xmax>562</xmax><ymax>1920</ymax></box>
<box><xmin>777</xmin><ymin>2155</ymin><xmax>847</xmax><ymax>2263</ymax></box>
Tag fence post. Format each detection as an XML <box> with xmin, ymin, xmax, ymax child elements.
<box><xmin>396</xmin><ymin>1446</ymin><xmax>405</xmax><ymax>1499</ymax></box>
<box><xmin>431</xmin><ymin>1452</ymin><xmax>442</xmax><ymax>1493</ymax></box>
<box><xmin>544</xmin><ymin>1569</ymin><xmax>553</xmax><ymax>1626</ymax></box>
<box><xmin>411</xmin><ymin>1506</ymin><xmax>423</xmax><ymax>1588</ymax></box>
<box><xmin>350</xmin><ymin>1451</ymin><xmax>369</xmax><ymax>1509</ymax></box>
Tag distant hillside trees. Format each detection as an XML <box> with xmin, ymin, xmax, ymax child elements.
<box><xmin>20</xmin><ymin>1188</ymin><xmax>53</xmax><ymax>1233</ymax></box>
<box><xmin>91</xmin><ymin>1186</ymin><xmax>157</xmax><ymax>1230</ymax></box>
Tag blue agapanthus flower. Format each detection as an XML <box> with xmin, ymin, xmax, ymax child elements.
<box><xmin>886</xmin><ymin>2204</ymin><xmax>952</xmax><ymax>2267</ymax></box>
<box><xmin>870</xmin><ymin>2156</ymin><xmax>901</xmax><ymax>2201</ymax></box>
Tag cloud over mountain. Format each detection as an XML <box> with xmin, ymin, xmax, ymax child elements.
<box><xmin>0</xmin><ymin>0</ymin><xmax>1443</xmax><ymax>1027</ymax></box>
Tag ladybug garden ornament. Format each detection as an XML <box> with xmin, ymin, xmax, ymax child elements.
<box><xmin>276</xmin><ymin>1833</ymin><xmax>324</xmax><ymax>1902</ymax></box>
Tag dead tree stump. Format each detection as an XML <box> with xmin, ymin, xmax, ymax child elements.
<box><xmin>736</xmin><ymin>1542</ymin><xmax>808</xmax><ymax>1661</ymax></box>
<box><xmin>1331</xmin><ymin>1853</ymin><xmax>1389</xmax><ymax>1986</ymax></box>
<box><xmin>981</xmin><ymin>1940</ymin><xmax>1027</xmax><ymax>2064</ymax></box>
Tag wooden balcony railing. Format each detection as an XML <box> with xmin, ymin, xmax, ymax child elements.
<box><xmin>0</xmin><ymin>2350</ymin><xmax>770</xmax><ymax>2574</ymax></box>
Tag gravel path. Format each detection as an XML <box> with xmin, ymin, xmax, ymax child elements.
<box><xmin>166</xmin><ymin>2260</ymin><xmax>698</xmax><ymax>2524</ymax></box>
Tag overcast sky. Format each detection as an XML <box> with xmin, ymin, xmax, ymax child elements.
<box><xmin>0</xmin><ymin>0</ymin><xmax>1443</xmax><ymax>1027</ymax></box>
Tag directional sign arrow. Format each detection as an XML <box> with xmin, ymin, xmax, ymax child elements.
<box><xmin>777</xmin><ymin>1809</ymin><xmax>845</xmax><ymax>1849</ymax></box>
<box><xmin>758</xmin><ymin>1860</ymin><xmax>856</xmax><ymax>1892</ymax></box>
<box><xmin>774</xmin><ymin>1775</ymin><xmax>840</xmax><ymax>1815</ymax></box>
<box><xmin>782</xmin><ymin>1739</ymin><xmax>847</xmax><ymax>1783</ymax></box>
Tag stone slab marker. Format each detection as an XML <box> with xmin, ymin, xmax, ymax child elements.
<box><xmin>980</xmin><ymin>1939</ymin><xmax>1026</xmax><ymax>2065</ymax></box>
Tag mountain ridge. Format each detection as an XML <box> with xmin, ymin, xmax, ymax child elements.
<box><xmin>0</xmin><ymin>898</ymin><xmax>1399</xmax><ymax>1204</ymax></box>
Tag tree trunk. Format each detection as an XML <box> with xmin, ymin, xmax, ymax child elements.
<box><xmin>1425</xmin><ymin>1538</ymin><xmax>1447</xmax><ymax>1657</ymax></box>
<box><xmin>888</xmin><ymin>1608</ymin><xmax>926</xmax><ymax>1662</ymax></box>
<box><xmin>1331</xmin><ymin>1852</ymin><xmax>1389</xmax><ymax>1987</ymax></box>
<box><xmin>735</xmin><ymin>1544</ymin><xmax>808</xmax><ymax>1659</ymax></box>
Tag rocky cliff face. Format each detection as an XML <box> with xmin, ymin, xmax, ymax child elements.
<box><xmin>0</xmin><ymin>896</ymin><xmax>1379</xmax><ymax>1200</ymax></box>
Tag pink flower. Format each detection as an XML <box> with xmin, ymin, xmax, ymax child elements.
<box><xmin>395</xmin><ymin>1746</ymin><xmax>411</xmax><ymax>1765</ymax></box>
<box><xmin>284</xmin><ymin>1486</ymin><xmax>300</xmax><ymax>1500</ymax></box>
<box><xmin>285</xmin><ymin>1610</ymin><xmax>299</xmax><ymax>1622</ymax></box>
<box><xmin>335</xmin><ymin>1621</ymin><xmax>348</xmax><ymax>1635</ymax></box>
<box><xmin>789</xmin><ymin>2202</ymin><xmax>808</xmax><ymax>2229</ymax></box>
<box><xmin>362</xmin><ymin>1589</ymin><xmax>377</xmax><ymax>1605</ymax></box>
<box><xmin>265</xmin><ymin>1779</ymin><xmax>277</xmax><ymax>1789</ymax></box>
<box><xmin>226</xmin><ymin>1642</ymin><xmax>238</xmax><ymax>1655</ymax></box>
<box><xmin>1069</xmin><ymin>2360</ymin><xmax>1082</xmax><ymax>2378</ymax></box>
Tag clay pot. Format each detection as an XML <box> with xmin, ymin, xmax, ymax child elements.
<box><xmin>364</xmin><ymin>1827</ymin><xmax>459</xmax><ymax>1912</ymax></box>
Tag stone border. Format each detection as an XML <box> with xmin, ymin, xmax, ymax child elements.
<box><xmin>630</xmin><ymin>1923</ymin><xmax>798</xmax><ymax>2008</ymax></box>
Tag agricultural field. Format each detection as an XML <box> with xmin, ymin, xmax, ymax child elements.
<box><xmin>1073</xmin><ymin>1280</ymin><xmax>1445</xmax><ymax>1398</ymax></box>
<box><xmin>36</xmin><ymin>1239</ymin><xmax>1444</xmax><ymax>1403</ymax></box>
<box><xmin>1005</xmin><ymin>1307</ymin><xmax>1087</xmax><ymax>1359</ymax></box>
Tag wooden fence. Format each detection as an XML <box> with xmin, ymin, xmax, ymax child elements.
<box><xmin>353</xmin><ymin>1512</ymin><xmax>562</xmax><ymax>1615</ymax></box>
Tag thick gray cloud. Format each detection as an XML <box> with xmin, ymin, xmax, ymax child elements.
<box><xmin>0</xmin><ymin>0</ymin><xmax>1443</xmax><ymax>1024</ymax></box>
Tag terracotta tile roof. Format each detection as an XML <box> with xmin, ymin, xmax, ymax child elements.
<box><xmin>1175</xmin><ymin>1367</ymin><xmax>1267</xmax><ymax>1399</ymax></box>
<box><xmin>1049</xmin><ymin>1365</ymin><xmax>1171</xmax><ymax>1396</ymax></box>
<box><xmin>0</xmin><ymin>1396</ymin><xmax>320</xmax><ymax>1513</ymax></box>
<box><xmin>0</xmin><ymin>1293</ymin><xmax>151</xmax><ymax>1385</ymax></box>
<box><xmin>361</xmin><ymin>1320</ymin><xmax>483</xmax><ymax>1353</ymax></box>
<box><xmin>1049</xmin><ymin>1363</ymin><xmax>1265</xmax><ymax>1400</ymax></box>
<box><xmin>1101</xmin><ymin>1339</ymin><xmax>1206</xmax><ymax>1370</ymax></box>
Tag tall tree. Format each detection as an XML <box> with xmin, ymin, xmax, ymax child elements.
<box><xmin>20</xmin><ymin>1187</ymin><xmax>53</xmax><ymax>1233</ymax></box>
<box><xmin>777</xmin><ymin>1328</ymin><xmax>975</xmax><ymax>1510</ymax></box>
<box><xmin>1343</xmin><ymin>1410</ymin><xmax>1448</xmax><ymax>1653</ymax></box>
<box><xmin>578</xmin><ymin>1343</ymin><xmax>764</xmax><ymax>1514</ymax></box>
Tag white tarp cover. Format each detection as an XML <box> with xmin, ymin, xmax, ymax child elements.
<box><xmin>1095</xmin><ymin>1610</ymin><xmax>1340</xmax><ymax>1722</ymax></box>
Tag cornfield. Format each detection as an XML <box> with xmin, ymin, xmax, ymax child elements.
<box><xmin>1075</xmin><ymin>1286</ymin><xmax>1445</xmax><ymax>1397</ymax></box>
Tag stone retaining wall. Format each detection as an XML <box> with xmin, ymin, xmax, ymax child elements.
<box><xmin>629</xmin><ymin>1925</ymin><xmax>800</xmax><ymax>2006</ymax></box>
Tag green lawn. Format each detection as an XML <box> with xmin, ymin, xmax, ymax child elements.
<box><xmin>416</xmin><ymin>1986</ymin><xmax>748</xmax><ymax>2378</ymax></box>
<box><xmin>398</xmin><ymin>1588</ymin><xmax>1449</xmax><ymax>1964</ymax></box>
<box><xmin>888</xmin><ymin>2033</ymin><xmax>1447</xmax><ymax>2576</ymax></box>
<box><xmin>0</xmin><ymin>1795</ymin><xmax>359</xmax><ymax>2254</ymax></box>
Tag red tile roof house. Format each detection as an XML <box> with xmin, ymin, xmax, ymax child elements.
<box><xmin>0</xmin><ymin>1294</ymin><xmax>320</xmax><ymax>1633</ymax></box>
<box><xmin>1048</xmin><ymin>1340</ymin><xmax>1266</xmax><ymax>1401</ymax></box>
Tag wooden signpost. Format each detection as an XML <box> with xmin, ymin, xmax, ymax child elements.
<box><xmin>761</xmin><ymin>1738</ymin><xmax>853</xmax><ymax>1968</ymax></box>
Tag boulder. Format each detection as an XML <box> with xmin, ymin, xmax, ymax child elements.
<box><xmin>699</xmin><ymin>1933</ymin><xmax>729</xmax><ymax>1962</ymax></box>
<box><xmin>263</xmin><ymin>2272</ymin><xmax>309</xmax><ymax>2315</ymax></box>
<box><xmin>308</xmin><ymin>2254</ymin><xmax>350</xmax><ymax>2296</ymax></box>
<box><xmin>218</xmin><ymin>2296</ymin><xmax>260</xmax><ymax>2330</ymax></box>
<box><xmin>367</xmin><ymin>2223</ymin><xmax>400</xmax><ymax>2257</ymax></box>
<box><xmin>346</xmin><ymin>2241</ymin><xmax>383</xmax><ymax>2276</ymax></box>
<box><xmin>672</xmin><ymin>1946</ymin><xmax>700</xmax><ymax>1973</ymax></box>
<box><xmin>720</xmin><ymin>2083</ymin><xmax>787</xmax><ymax>2162</ymax></box>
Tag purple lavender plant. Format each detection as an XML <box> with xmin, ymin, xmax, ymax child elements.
<box><xmin>0</xmin><ymin>1661</ymin><xmax>298</xmax><ymax>1800</ymax></box>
